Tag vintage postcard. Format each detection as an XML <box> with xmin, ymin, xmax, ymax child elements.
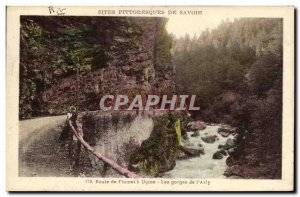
<box><xmin>6</xmin><ymin>6</ymin><xmax>294</xmax><ymax>191</ymax></box>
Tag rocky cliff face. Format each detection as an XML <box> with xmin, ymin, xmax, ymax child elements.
<box><xmin>82</xmin><ymin>111</ymin><xmax>154</xmax><ymax>170</ymax></box>
<box><xmin>79</xmin><ymin>111</ymin><xmax>179</xmax><ymax>177</ymax></box>
<box><xmin>19</xmin><ymin>16</ymin><xmax>173</xmax><ymax>118</ymax></box>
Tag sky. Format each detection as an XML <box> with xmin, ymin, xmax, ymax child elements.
<box><xmin>166</xmin><ymin>15</ymin><xmax>236</xmax><ymax>38</ymax></box>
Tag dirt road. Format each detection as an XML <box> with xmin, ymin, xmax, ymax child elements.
<box><xmin>19</xmin><ymin>115</ymin><xmax>75</xmax><ymax>177</ymax></box>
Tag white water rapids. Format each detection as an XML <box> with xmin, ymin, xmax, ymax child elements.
<box><xmin>163</xmin><ymin>125</ymin><xmax>233</xmax><ymax>179</ymax></box>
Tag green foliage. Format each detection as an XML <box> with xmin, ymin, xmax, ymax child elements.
<box><xmin>248</xmin><ymin>53</ymin><xmax>281</xmax><ymax>95</ymax></box>
<box><xmin>173</xmin><ymin>18</ymin><xmax>283</xmax><ymax>178</ymax></box>
<box><xmin>57</xmin><ymin>25</ymin><xmax>107</xmax><ymax>73</ymax></box>
<box><xmin>174</xmin><ymin>18</ymin><xmax>282</xmax><ymax>109</ymax></box>
<box><xmin>25</xmin><ymin>79</ymin><xmax>37</xmax><ymax>92</ymax></box>
<box><xmin>19</xmin><ymin>16</ymin><xmax>111</xmax><ymax>118</ymax></box>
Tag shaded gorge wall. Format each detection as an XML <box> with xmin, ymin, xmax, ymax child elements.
<box><xmin>81</xmin><ymin>111</ymin><xmax>179</xmax><ymax>177</ymax></box>
<box><xmin>82</xmin><ymin>111</ymin><xmax>154</xmax><ymax>168</ymax></box>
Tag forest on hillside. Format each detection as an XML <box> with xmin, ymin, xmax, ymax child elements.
<box><xmin>173</xmin><ymin>18</ymin><xmax>283</xmax><ymax>178</ymax></box>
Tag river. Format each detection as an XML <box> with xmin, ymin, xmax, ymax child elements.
<box><xmin>163</xmin><ymin>125</ymin><xmax>233</xmax><ymax>179</ymax></box>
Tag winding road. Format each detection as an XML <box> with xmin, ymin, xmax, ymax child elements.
<box><xmin>19</xmin><ymin>115</ymin><xmax>74</xmax><ymax>177</ymax></box>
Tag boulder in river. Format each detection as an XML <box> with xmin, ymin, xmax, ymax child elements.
<box><xmin>180</xmin><ymin>146</ymin><xmax>203</xmax><ymax>158</ymax></box>
<box><xmin>191</xmin><ymin>130</ymin><xmax>199</xmax><ymax>137</ymax></box>
<box><xmin>177</xmin><ymin>152</ymin><xmax>190</xmax><ymax>160</ymax></box>
<box><xmin>212</xmin><ymin>151</ymin><xmax>223</xmax><ymax>159</ymax></box>
<box><xmin>184</xmin><ymin>141</ymin><xmax>194</xmax><ymax>147</ymax></box>
<box><xmin>224</xmin><ymin>138</ymin><xmax>235</xmax><ymax>150</ymax></box>
<box><xmin>217</xmin><ymin>125</ymin><xmax>236</xmax><ymax>137</ymax></box>
<box><xmin>218</xmin><ymin>131</ymin><xmax>230</xmax><ymax>137</ymax></box>
<box><xmin>201</xmin><ymin>135</ymin><xmax>217</xmax><ymax>144</ymax></box>
<box><xmin>186</xmin><ymin>121</ymin><xmax>206</xmax><ymax>131</ymax></box>
<box><xmin>219</xmin><ymin>149</ymin><xmax>227</xmax><ymax>156</ymax></box>
<box><xmin>217</xmin><ymin>138</ymin><xmax>236</xmax><ymax>152</ymax></box>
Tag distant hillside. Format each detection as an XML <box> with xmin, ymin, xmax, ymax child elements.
<box><xmin>173</xmin><ymin>18</ymin><xmax>283</xmax><ymax>178</ymax></box>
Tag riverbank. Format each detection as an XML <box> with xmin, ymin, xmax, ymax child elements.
<box><xmin>163</xmin><ymin>125</ymin><xmax>235</xmax><ymax>179</ymax></box>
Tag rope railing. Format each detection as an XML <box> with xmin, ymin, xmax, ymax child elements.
<box><xmin>68</xmin><ymin>116</ymin><xmax>141</xmax><ymax>179</ymax></box>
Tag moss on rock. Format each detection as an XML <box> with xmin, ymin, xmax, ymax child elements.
<box><xmin>128</xmin><ymin>114</ymin><xmax>180</xmax><ymax>177</ymax></box>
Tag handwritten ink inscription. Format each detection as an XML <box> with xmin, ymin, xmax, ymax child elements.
<box><xmin>48</xmin><ymin>6</ymin><xmax>67</xmax><ymax>15</ymax></box>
